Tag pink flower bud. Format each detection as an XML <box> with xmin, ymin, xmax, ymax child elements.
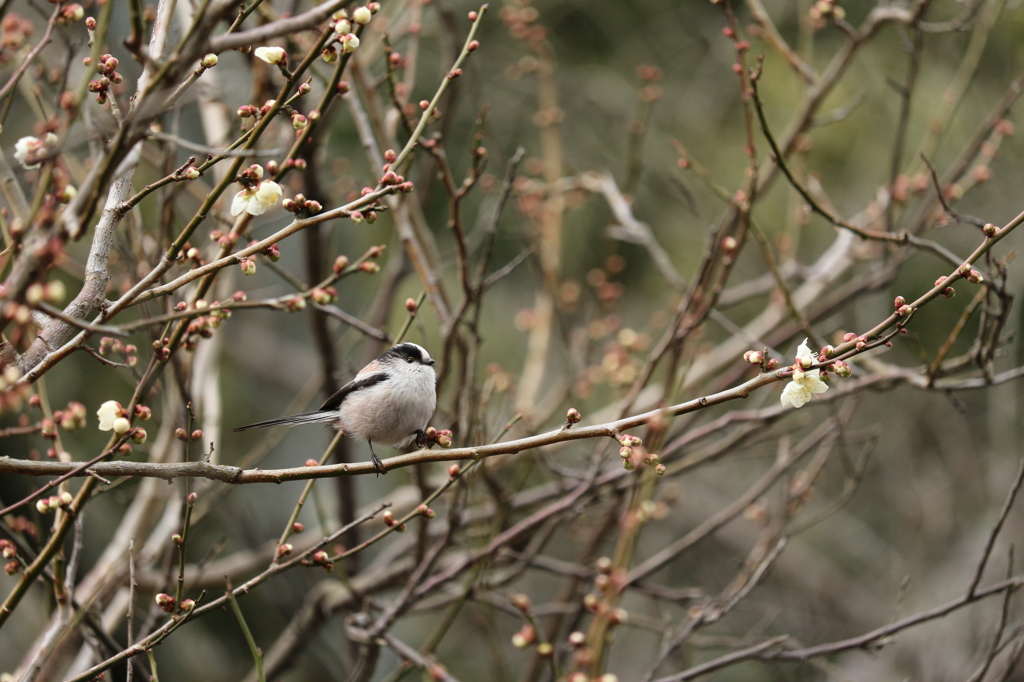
<box><xmin>448</xmin><ymin>464</ymin><xmax>461</xmax><ymax>478</ymax></box>
<box><xmin>155</xmin><ymin>593</ymin><xmax>175</xmax><ymax>612</ymax></box>
<box><xmin>566</xmin><ymin>407</ymin><xmax>581</xmax><ymax>423</ymax></box>
<box><xmin>983</xmin><ymin>223</ymin><xmax>998</xmax><ymax>237</ymax></box>
<box><xmin>894</xmin><ymin>296</ymin><xmax>906</xmax><ymax>308</ymax></box>
<box><xmin>743</xmin><ymin>350</ymin><xmax>763</xmax><ymax>364</ymax></box>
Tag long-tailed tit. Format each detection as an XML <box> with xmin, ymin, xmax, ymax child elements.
<box><xmin>233</xmin><ymin>342</ymin><xmax>437</xmax><ymax>475</ymax></box>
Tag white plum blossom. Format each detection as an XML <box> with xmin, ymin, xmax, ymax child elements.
<box><xmin>254</xmin><ymin>46</ymin><xmax>287</xmax><ymax>65</ymax></box>
<box><xmin>97</xmin><ymin>400</ymin><xmax>122</xmax><ymax>431</ymax></box>
<box><xmin>14</xmin><ymin>133</ymin><xmax>57</xmax><ymax>170</ymax></box>
<box><xmin>339</xmin><ymin>33</ymin><xmax>360</xmax><ymax>53</ymax></box>
<box><xmin>230</xmin><ymin>180</ymin><xmax>283</xmax><ymax>216</ymax></box>
<box><xmin>352</xmin><ymin>6</ymin><xmax>372</xmax><ymax>24</ymax></box>
<box><xmin>780</xmin><ymin>338</ymin><xmax>828</xmax><ymax>409</ymax></box>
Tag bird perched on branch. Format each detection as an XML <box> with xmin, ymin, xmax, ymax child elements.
<box><xmin>233</xmin><ymin>342</ymin><xmax>437</xmax><ymax>475</ymax></box>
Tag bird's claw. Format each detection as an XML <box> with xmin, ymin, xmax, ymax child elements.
<box><xmin>371</xmin><ymin>452</ymin><xmax>387</xmax><ymax>476</ymax></box>
<box><xmin>414</xmin><ymin>429</ymin><xmax>435</xmax><ymax>450</ymax></box>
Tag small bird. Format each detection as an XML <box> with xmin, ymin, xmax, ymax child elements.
<box><xmin>233</xmin><ymin>342</ymin><xmax>437</xmax><ymax>475</ymax></box>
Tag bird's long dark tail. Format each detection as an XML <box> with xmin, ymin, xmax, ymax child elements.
<box><xmin>232</xmin><ymin>411</ymin><xmax>336</xmax><ymax>432</ymax></box>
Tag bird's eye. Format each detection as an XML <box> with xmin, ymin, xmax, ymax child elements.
<box><xmin>406</xmin><ymin>356</ymin><xmax>415</xmax><ymax>363</ymax></box>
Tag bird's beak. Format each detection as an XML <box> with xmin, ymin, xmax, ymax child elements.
<box><xmin>425</xmin><ymin>359</ymin><xmax>435</xmax><ymax>366</ymax></box>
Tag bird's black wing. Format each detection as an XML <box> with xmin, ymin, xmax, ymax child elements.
<box><xmin>232</xmin><ymin>372</ymin><xmax>390</xmax><ymax>432</ymax></box>
<box><xmin>319</xmin><ymin>371</ymin><xmax>390</xmax><ymax>411</ymax></box>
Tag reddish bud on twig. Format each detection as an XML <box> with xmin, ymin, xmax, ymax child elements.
<box><xmin>511</xmin><ymin>593</ymin><xmax>532</xmax><ymax>611</ymax></box>
<box><xmin>155</xmin><ymin>593</ymin><xmax>175</xmax><ymax>613</ymax></box>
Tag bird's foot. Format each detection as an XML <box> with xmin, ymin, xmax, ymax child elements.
<box><xmin>371</xmin><ymin>452</ymin><xmax>387</xmax><ymax>476</ymax></box>
<box><xmin>414</xmin><ymin>429</ymin><xmax>435</xmax><ymax>449</ymax></box>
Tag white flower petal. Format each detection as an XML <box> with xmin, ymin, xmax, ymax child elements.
<box><xmin>254</xmin><ymin>180</ymin><xmax>281</xmax><ymax>205</ymax></box>
<box><xmin>795</xmin><ymin>338</ymin><xmax>813</xmax><ymax>361</ymax></box>
<box><xmin>245</xmin><ymin>196</ymin><xmax>267</xmax><ymax>215</ymax></box>
<box><xmin>780</xmin><ymin>365</ymin><xmax>829</xmax><ymax>409</ymax></box>
<box><xmin>254</xmin><ymin>46</ymin><xmax>286</xmax><ymax>64</ymax></box>
<box><xmin>14</xmin><ymin>136</ymin><xmax>42</xmax><ymax>170</ymax></box>
<box><xmin>230</xmin><ymin>190</ymin><xmax>250</xmax><ymax>216</ymax></box>
<box><xmin>97</xmin><ymin>400</ymin><xmax>120</xmax><ymax>431</ymax></box>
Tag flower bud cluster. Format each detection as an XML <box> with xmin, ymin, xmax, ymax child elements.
<box><xmin>155</xmin><ymin>593</ymin><xmax>176</xmax><ymax>613</ymax></box>
<box><xmin>52</xmin><ymin>401</ymin><xmax>87</xmax><ymax>431</ymax></box>
<box><xmin>98</xmin><ymin>336</ymin><xmax>140</xmax><ymax>367</ymax></box>
<box><xmin>420</xmin><ymin>426</ymin><xmax>453</xmax><ymax>448</ymax></box>
<box><xmin>808</xmin><ymin>0</ymin><xmax>845</xmax><ymax>27</ymax></box>
<box><xmin>382</xmin><ymin>510</ymin><xmax>407</xmax><ymax>532</ymax></box>
<box><xmin>13</xmin><ymin>133</ymin><xmax>58</xmax><ymax>170</ymax></box>
<box><xmin>282</xmin><ymin>193</ymin><xmax>323</xmax><ymax>214</ymax></box>
<box><xmin>56</xmin><ymin>3</ymin><xmax>84</xmax><ymax>25</ymax></box>
<box><xmin>511</xmin><ymin>623</ymin><xmax>536</xmax><ymax>649</ymax></box>
<box><xmin>87</xmin><ymin>54</ymin><xmax>123</xmax><ymax>104</ymax></box>
<box><xmin>2</xmin><ymin>13</ymin><xmax>34</xmax><ymax>52</ymax></box>
<box><xmin>35</xmin><ymin>491</ymin><xmax>74</xmax><ymax>514</ymax></box>
<box><xmin>179</xmin><ymin>303</ymin><xmax>230</xmax><ymax>351</ymax></box>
